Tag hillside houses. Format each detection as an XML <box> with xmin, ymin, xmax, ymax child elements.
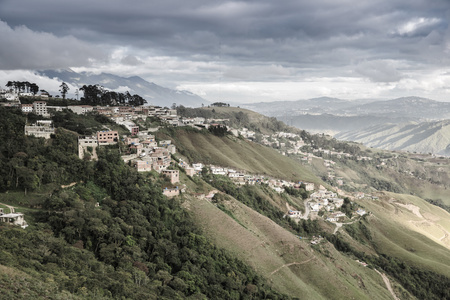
<box><xmin>77</xmin><ymin>130</ymin><xmax>118</xmax><ymax>159</ymax></box>
<box><xmin>121</xmin><ymin>133</ymin><xmax>174</xmax><ymax>174</ymax></box>
<box><xmin>309</xmin><ymin>189</ymin><xmax>344</xmax><ymax>213</ymax></box>
<box><xmin>326</xmin><ymin>211</ymin><xmax>346</xmax><ymax>222</ymax></box>
<box><xmin>204</xmin><ymin>164</ymin><xmax>315</xmax><ymax>194</ymax></box>
<box><xmin>24</xmin><ymin>120</ymin><xmax>55</xmax><ymax>139</ymax></box>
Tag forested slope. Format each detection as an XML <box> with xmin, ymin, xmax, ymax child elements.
<box><xmin>0</xmin><ymin>107</ymin><xmax>287</xmax><ymax>299</ymax></box>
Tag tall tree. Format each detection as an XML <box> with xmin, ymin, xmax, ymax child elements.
<box><xmin>5</xmin><ymin>81</ymin><xmax>13</xmax><ymax>91</ymax></box>
<box><xmin>59</xmin><ymin>82</ymin><xmax>70</xmax><ymax>100</ymax></box>
<box><xmin>30</xmin><ymin>83</ymin><xmax>39</xmax><ymax>95</ymax></box>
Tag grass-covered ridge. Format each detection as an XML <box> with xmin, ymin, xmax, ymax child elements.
<box><xmin>158</xmin><ymin>127</ymin><xmax>319</xmax><ymax>183</ymax></box>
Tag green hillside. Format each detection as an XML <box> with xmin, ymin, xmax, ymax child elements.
<box><xmin>1</xmin><ymin>105</ymin><xmax>450</xmax><ymax>299</ymax></box>
<box><xmin>158</xmin><ymin>127</ymin><xmax>319</xmax><ymax>183</ymax></box>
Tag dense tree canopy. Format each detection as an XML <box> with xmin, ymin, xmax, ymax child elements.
<box><xmin>80</xmin><ymin>84</ymin><xmax>147</xmax><ymax>106</ymax></box>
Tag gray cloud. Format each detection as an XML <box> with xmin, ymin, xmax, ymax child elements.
<box><xmin>0</xmin><ymin>19</ymin><xmax>107</xmax><ymax>70</ymax></box>
<box><xmin>0</xmin><ymin>0</ymin><xmax>450</xmax><ymax>100</ymax></box>
<box><xmin>121</xmin><ymin>55</ymin><xmax>143</xmax><ymax>66</ymax></box>
<box><xmin>355</xmin><ymin>60</ymin><xmax>403</xmax><ymax>83</ymax></box>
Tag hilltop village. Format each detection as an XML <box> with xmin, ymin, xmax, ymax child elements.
<box><xmin>0</xmin><ymin>87</ymin><xmax>373</xmax><ymax>233</ymax></box>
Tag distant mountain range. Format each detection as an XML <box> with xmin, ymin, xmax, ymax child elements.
<box><xmin>243</xmin><ymin>96</ymin><xmax>450</xmax><ymax>155</ymax></box>
<box><xmin>242</xmin><ymin>97</ymin><xmax>359</xmax><ymax>116</ymax></box>
<box><xmin>243</xmin><ymin>96</ymin><xmax>450</xmax><ymax>120</ymax></box>
<box><xmin>334</xmin><ymin>97</ymin><xmax>450</xmax><ymax>119</ymax></box>
<box><xmin>336</xmin><ymin>120</ymin><xmax>450</xmax><ymax>156</ymax></box>
<box><xmin>37</xmin><ymin>69</ymin><xmax>209</xmax><ymax>107</ymax></box>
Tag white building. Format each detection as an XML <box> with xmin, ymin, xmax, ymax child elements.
<box><xmin>68</xmin><ymin>105</ymin><xmax>94</xmax><ymax>115</ymax></box>
<box><xmin>21</xmin><ymin>103</ymin><xmax>33</xmax><ymax>114</ymax></box>
<box><xmin>210</xmin><ymin>166</ymin><xmax>227</xmax><ymax>175</ymax></box>
<box><xmin>192</xmin><ymin>163</ymin><xmax>204</xmax><ymax>172</ymax></box>
<box><xmin>33</xmin><ymin>101</ymin><xmax>49</xmax><ymax>116</ymax></box>
<box><xmin>24</xmin><ymin>120</ymin><xmax>55</xmax><ymax>139</ymax></box>
<box><xmin>0</xmin><ymin>212</ymin><xmax>28</xmax><ymax>228</ymax></box>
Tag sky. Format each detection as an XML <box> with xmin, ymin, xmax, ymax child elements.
<box><xmin>1</xmin><ymin>0</ymin><xmax>450</xmax><ymax>103</ymax></box>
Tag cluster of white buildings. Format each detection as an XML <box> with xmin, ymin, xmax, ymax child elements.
<box><xmin>309</xmin><ymin>187</ymin><xmax>345</xmax><ymax>213</ymax></box>
<box><xmin>205</xmin><ymin>165</ymin><xmax>315</xmax><ymax>194</ymax></box>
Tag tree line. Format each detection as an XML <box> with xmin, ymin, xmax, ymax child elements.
<box><xmin>80</xmin><ymin>84</ymin><xmax>147</xmax><ymax>106</ymax></box>
<box><xmin>5</xmin><ymin>81</ymin><xmax>40</xmax><ymax>95</ymax></box>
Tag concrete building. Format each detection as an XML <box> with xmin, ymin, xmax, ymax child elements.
<box><xmin>185</xmin><ymin>167</ymin><xmax>196</xmax><ymax>177</ymax></box>
<box><xmin>21</xmin><ymin>103</ymin><xmax>33</xmax><ymax>114</ymax></box>
<box><xmin>162</xmin><ymin>169</ymin><xmax>179</xmax><ymax>184</ymax></box>
<box><xmin>159</xmin><ymin>140</ymin><xmax>172</xmax><ymax>147</ymax></box>
<box><xmin>0</xmin><ymin>212</ymin><xmax>28</xmax><ymax>228</ymax></box>
<box><xmin>97</xmin><ymin>130</ymin><xmax>119</xmax><ymax>144</ymax></box>
<box><xmin>68</xmin><ymin>105</ymin><xmax>94</xmax><ymax>115</ymax></box>
<box><xmin>24</xmin><ymin>120</ymin><xmax>55</xmax><ymax>139</ymax></box>
<box><xmin>78</xmin><ymin>136</ymin><xmax>99</xmax><ymax>160</ymax></box>
<box><xmin>163</xmin><ymin>187</ymin><xmax>180</xmax><ymax>198</ymax></box>
<box><xmin>33</xmin><ymin>101</ymin><xmax>49</xmax><ymax>116</ymax></box>
<box><xmin>130</xmin><ymin>126</ymin><xmax>139</xmax><ymax>136</ymax></box>
<box><xmin>136</xmin><ymin>160</ymin><xmax>153</xmax><ymax>172</ymax></box>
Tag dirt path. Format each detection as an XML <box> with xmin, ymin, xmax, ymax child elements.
<box><xmin>285</xmin><ymin>202</ymin><xmax>291</xmax><ymax>211</ymax></box>
<box><xmin>270</xmin><ymin>258</ymin><xmax>314</xmax><ymax>276</ymax></box>
<box><xmin>333</xmin><ymin>223</ymin><xmax>343</xmax><ymax>234</ymax></box>
<box><xmin>61</xmin><ymin>182</ymin><xmax>77</xmax><ymax>189</ymax></box>
<box><xmin>332</xmin><ymin>219</ymin><xmax>358</xmax><ymax>234</ymax></box>
<box><xmin>0</xmin><ymin>202</ymin><xmax>15</xmax><ymax>213</ymax></box>
<box><xmin>300</xmin><ymin>199</ymin><xmax>310</xmax><ymax>220</ymax></box>
<box><xmin>375</xmin><ymin>269</ymin><xmax>399</xmax><ymax>300</ymax></box>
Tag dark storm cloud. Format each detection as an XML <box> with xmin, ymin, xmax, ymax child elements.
<box><xmin>0</xmin><ymin>0</ymin><xmax>449</xmax><ymax>80</ymax></box>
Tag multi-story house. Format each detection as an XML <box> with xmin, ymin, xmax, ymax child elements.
<box><xmin>97</xmin><ymin>130</ymin><xmax>119</xmax><ymax>145</ymax></box>
<box><xmin>33</xmin><ymin>101</ymin><xmax>49</xmax><ymax>116</ymax></box>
